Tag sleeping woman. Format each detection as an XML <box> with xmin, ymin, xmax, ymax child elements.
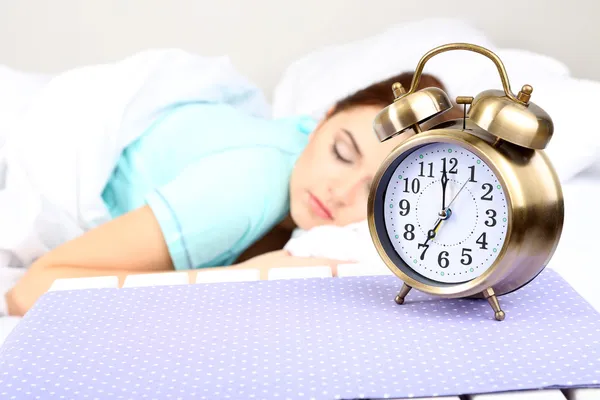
<box><xmin>6</xmin><ymin>72</ymin><xmax>461</xmax><ymax>316</ymax></box>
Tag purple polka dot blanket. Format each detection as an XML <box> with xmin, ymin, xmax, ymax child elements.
<box><xmin>1</xmin><ymin>269</ymin><xmax>599</xmax><ymax>399</ymax></box>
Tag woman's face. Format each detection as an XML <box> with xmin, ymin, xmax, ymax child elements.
<box><xmin>289</xmin><ymin>105</ymin><xmax>400</xmax><ymax>230</ymax></box>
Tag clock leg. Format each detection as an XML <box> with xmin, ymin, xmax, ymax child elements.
<box><xmin>482</xmin><ymin>287</ymin><xmax>505</xmax><ymax>321</ymax></box>
<box><xmin>394</xmin><ymin>283</ymin><xmax>412</xmax><ymax>305</ymax></box>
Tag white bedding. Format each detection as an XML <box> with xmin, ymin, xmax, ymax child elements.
<box><xmin>0</xmin><ymin>316</ymin><xmax>20</xmax><ymax>345</ymax></box>
<box><xmin>546</xmin><ymin>166</ymin><xmax>600</xmax><ymax>313</ymax></box>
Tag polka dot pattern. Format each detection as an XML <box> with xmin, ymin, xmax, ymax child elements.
<box><xmin>1</xmin><ymin>269</ymin><xmax>599</xmax><ymax>399</ymax></box>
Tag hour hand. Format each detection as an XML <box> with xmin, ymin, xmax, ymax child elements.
<box><xmin>441</xmin><ymin>168</ymin><xmax>449</xmax><ymax>210</ymax></box>
<box><xmin>418</xmin><ymin>219</ymin><xmax>443</xmax><ymax>260</ymax></box>
<box><xmin>423</xmin><ymin>218</ymin><xmax>443</xmax><ymax>245</ymax></box>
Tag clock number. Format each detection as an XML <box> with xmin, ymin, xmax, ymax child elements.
<box><xmin>461</xmin><ymin>248</ymin><xmax>473</xmax><ymax>265</ymax></box>
<box><xmin>403</xmin><ymin>178</ymin><xmax>420</xmax><ymax>194</ymax></box>
<box><xmin>441</xmin><ymin>157</ymin><xmax>458</xmax><ymax>174</ymax></box>
<box><xmin>438</xmin><ymin>251</ymin><xmax>450</xmax><ymax>268</ymax></box>
<box><xmin>418</xmin><ymin>243</ymin><xmax>429</xmax><ymax>260</ymax></box>
<box><xmin>476</xmin><ymin>232</ymin><xmax>488</xmax><ymax>249</ymax></box>
<box><xmin>419</xmin><ymin>162</ymin><xmax>434</xmax><ymax>178</ymax></box>
<box><xmin>481</xmin><ymin>183</ymin><xmax>494</xmax><ymax>201</ymax></box>
<box><xmin>398</xmin><ymin>199</ymin><xmax>410</xmax><ymax>216</ymax></box>
<box><xmin>403</xmin><ymin>224</ymin><xmax>415</xmax><ymax>241</ymax></box>
<box><xmin>468</xmin><ymin>165</ymin><xmax>477</xmax><ymax>182</ymax></box>
<box><xmin>485</xmin><ymin>209</ymin><xmax>497</xmax><ymax>227</ymax></box>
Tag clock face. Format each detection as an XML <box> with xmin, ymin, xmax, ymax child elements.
<box><xmin>383</xmin><ymin>142</ymin><xmax>508</xmax><ymax>283</ymax></box>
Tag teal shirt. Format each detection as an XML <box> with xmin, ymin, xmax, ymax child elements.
<box><xmin>102</xmin><ymin>103</ymin><xmax>314</xmax><ymax>270</ymax></box>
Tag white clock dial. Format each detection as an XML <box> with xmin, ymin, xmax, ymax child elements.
<box><xmin>384</xmin><ymin>142</ymin><xmax>508</xmax><ymax>283</ymax></box>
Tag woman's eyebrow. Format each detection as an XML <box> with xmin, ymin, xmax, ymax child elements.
<box><xmin>341</xmin><ymin>128</ymin><xmax>362</xmax><ymax>157</ymax></box>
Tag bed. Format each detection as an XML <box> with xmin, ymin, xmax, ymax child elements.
<box><xmin>1</xmin><ymin>3</ymin><xmax>599</xmax><ymax>399</ymax></box>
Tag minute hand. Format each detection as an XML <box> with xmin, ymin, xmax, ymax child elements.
<box><xmin>441</xmin><ymin>167</ymin><xmax>449</xmax><ymax>210</ymax></box>
<box><xmin>445</xmin><ymin>179</ymin><xmax>470</xmax><ymax>210</ymax></box>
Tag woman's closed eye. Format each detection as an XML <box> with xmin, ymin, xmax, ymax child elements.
<box><xmin>332</xmin><ymin>141</ymin><xmax>354</xmax><ymax>164</ymax></box>
<box><xmin>333</xmin><ymin>128</ymin><xmax>362</xmax><ymax>164</ymax></box>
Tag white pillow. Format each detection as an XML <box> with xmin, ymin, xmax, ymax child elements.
<box><xmin>272</xmin><ymin>17</ymin><xmax>496</xmax><ymax>120</ymax></box>
<box><xmin>529</xmin><ymin>76</ymin><xmax>600</xmax><ymax>182</ymax></box>
<box><xmin>272</xmin><ymin>17</ymin><xmax>598</xmax><ymax>183</ymax></box>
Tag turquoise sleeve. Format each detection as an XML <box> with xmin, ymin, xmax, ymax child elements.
<box><xmin>145</xmin><ymin>148</ymin><xmax>292</xmax><ymax>270</ymax></box>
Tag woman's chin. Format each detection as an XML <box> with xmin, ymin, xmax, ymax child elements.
<box><xmin>290</xmin><ymin>205</ymin><xmax>318</xmax><ymax>231</ymax></box>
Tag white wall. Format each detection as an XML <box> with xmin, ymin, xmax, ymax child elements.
<box><xmin>0</xmin><ymin>0</ymin><xmax>598</xmax><ymax>95</ymax></box>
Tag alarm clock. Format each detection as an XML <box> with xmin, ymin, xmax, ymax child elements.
<box><xmin>367</xmin><ymin>43</ymin><xmax>564</xmax><ymax>321</ymax></box>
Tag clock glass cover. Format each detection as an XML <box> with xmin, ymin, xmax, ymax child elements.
<box><xmin>383</xmin><ymin>142</ymin><xmax>509</xmax><ymax>283</ymax></box>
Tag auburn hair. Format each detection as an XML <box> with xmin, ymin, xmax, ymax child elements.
<box><xmin>330</xmin><ymin>72</ymin><xmax>462</xmax><ymax>124</ymax></box>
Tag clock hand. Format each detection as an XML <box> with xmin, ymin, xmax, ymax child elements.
<box><xmin>425</xmin><ymin>218</ymin><xmax>443</xmax><ymax>245</ymax></box>
<box><xmin>441</xmin><ymin>162</ymin><xmax>449</xmax><ymax>210</ymax></box>
<box><xmin>445</xmin><ymin>178</ymin><xmax>471</xmax><ymax>211</ymax></box>
<box><xmin>418</xmin><ymin>218</ymin><xmax>443</xmax><ymax>260</ymax></box>
<box><xmin>420</xmin><ymin>176</ymin><xmax>464</xmax><ymax>261</ymax></box>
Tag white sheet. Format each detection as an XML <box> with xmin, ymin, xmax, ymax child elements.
<box><xmin>546</xmin><ymin>166</ymin><xmax>600</xmax><ymax>313</ymax></box>
<box><xmin>0</xmin><ymin>316</ymin><xmax>21</xmax><ymax>346</ymax></box>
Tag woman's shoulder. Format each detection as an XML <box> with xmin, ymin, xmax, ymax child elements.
<box><xmin>145</xmin><ymin>145</ymin><xmax>296</xmax><ymax>270</ymax></box>
<box><xmin>147</xmin><ymin>102</ymin><xmax>314</xmax><ymax>155</ymax></box>
<box><xmin>150</xmin><ymin>144</ymin><xmax>296</xmax><ymax>220</ymax></box>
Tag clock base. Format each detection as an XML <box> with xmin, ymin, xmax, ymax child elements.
<box><xmin>393</xmin><ymin>284</ymin><xmax>506</xmax><ymax>321</ymax></box>
<box><xmin>394</xmin><ymin>283</ymin><xmax>412</xmax><ymax>305</ymax></box>
<box><xmin>483</xmin><ymin>287</ymin><xmax>506</xmax><ymax>321</ymax></box>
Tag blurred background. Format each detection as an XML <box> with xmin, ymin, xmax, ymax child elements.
<box><xmin>0</xmin><ymin>0</ymin><xmax>598</xmax><ymax>97</ymax></box>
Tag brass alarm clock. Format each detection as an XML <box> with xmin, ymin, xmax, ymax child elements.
<box><xmin>367</xmin><ymin>43</ymin><xmax>564</xmax><ymax>321</ymax></box>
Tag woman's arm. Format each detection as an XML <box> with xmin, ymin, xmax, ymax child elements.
<box><xmin>6</xmin><ymin>205</ymin><xmax>348</xmax><ymax>316</ymax></box>
<box><xmin>6</xmin><ymin>205</ymin><xmax>175</xmax><ymax>316</ymax></box>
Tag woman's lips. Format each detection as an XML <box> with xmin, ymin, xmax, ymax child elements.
<box><xmin>308</xmin><ymin>192</ymin><xmax>333</xmax><ymax>220</ymax></box>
